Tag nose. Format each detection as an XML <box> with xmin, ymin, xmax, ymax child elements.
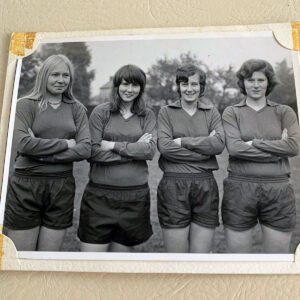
<box><xmin>253</xmin><ymin>80</ymin><xmax>259</xmax><ymax>88</ymax></box>
<box><xmin>57</xmin><ymin>75</ymin><xmax>64</xmax><ymax>83</ymax></box>
<box><xmin>187</xmin><ymin>83</ymin><xmax>192</xmax><ymax>91</ymax></box>
<box><xmin>127</xmin><ymin>84</ymin><xmax>133</xmax><ymax>92</ymax></box>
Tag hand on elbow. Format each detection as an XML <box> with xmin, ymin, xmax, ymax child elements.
<box><xmin>100</xmin><ymin>140</ymin><xmax>115</xmax><ymax>151</ymax></box>
<box><xmin>137</xmin><ymin>133</ymin><xmax>152</xmax><ymax>143</ymax></box>
<box><xmin>66</xmin><ymin>139</ymin><xmax>76</xmax><ymax>148</ymax></box>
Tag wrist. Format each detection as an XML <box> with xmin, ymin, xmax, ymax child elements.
<box><xmin>110</xmin><ymin>141</ymin><xmax>115</xmax><ymax>150</ymax></box>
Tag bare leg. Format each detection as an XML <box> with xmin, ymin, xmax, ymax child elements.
<box><xmin>80</xmin><ymin>241</ymin><xmax>110</xmax><ymax>252</ymax></box>
<box><xmin>261</xmin><ymin>225</ymin><xmax>292</xmax><ymax>253</ymax></box>
<box><xmin>225</xmin><ymin>227</ymin><xmax>254</xmax><ymax>253</ymax></box>
<box><xmin>110</xmin><ymin>242</ymin><xmax>131</xmax><ymax>252</ymax></box>
<box><xmin>6</xmin><ymin>227</ymin><xmax>40</xmax><ymax>251</ymax></box>
<box><xmin>162</xmin><ymin>226</ymin><xmax>190</xmax><ymax>253</ymax></box>
<box><xmin>189</xmin><ymin>223</ymin><xmax>215</xmax><ymax>253</ymax></box>
<box><xmin>37</xmin><ymin>226</ymin><xmax>66</xmax><ymax>251</ymax></box>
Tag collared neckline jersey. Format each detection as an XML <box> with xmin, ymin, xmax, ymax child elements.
<box><xmin>13</xmin><ymin>97</ymin><xmax>91</xmax><ymax>174</ymax></box>
<box><xmin>222</xmin><ymin>98</ymin><xmax>299</xmax><ymax>177</ymax></box>
<box><xmin>157</xmin><ymin>98</ymin><xmax>225</xmax><ymax>173</ymax></box>
<box><xmin>88</xmin><ymin>103</ymin><xmax>157</xmax><ymax>187</ymax></box>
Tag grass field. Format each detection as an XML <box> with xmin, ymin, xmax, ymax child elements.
<box><xmin>61</xmin><ymin>135</ymin><xmax>300</xmax><ymax>253</ymax></box>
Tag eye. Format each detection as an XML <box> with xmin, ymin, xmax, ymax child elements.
<box><xmin>63</xmin><ymin>73</ymin><xmax>70</xmax><ymax>78</ymax></box>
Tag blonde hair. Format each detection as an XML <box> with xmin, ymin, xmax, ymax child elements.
<box><xmin>23</xmin><ymin>54</ymin><xmax>75</xmax><ymax>111</ymax></box>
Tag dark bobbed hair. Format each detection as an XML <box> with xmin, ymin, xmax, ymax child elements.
<box><xmin>175</xmin><ymin>64</ymin><xmax>206</xmax><ymax>97</ymax></box>
<box><xmin>236</xmin><ymin>59</ymin><xmax>278</xmax><ymax>96</ymax></box>
<box><xmin>110</xmin><ymin>64</ymin><xmax>147</xmax><ymax>116</ymax></box>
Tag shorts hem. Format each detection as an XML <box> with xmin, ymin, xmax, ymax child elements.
<box><xmin>114</xmin><ymin>232</ymin><xmax>153</xmax><ymax>247</ymax></box>
<box><xmin>159</xmin><ymin>223</ymin><xmax>190</xmax><ymax>229</ymax></box>
<box><xmin>223</xmin><ymin>223</ymin><xmax>257</xmax><ymax>232</ymax></box>
<box><xmin>260</xmin><ymin>222</ymin><xmax>295</xmax><ymax>233</ymax></box>
<box><xmin>78</xmin><ymin>238</ymin><xmax>111</xmax><ymax>245</ymax></box>
<box><xmin>191</xmin><ymin>220</ymin><xmax>219</xmax><ymax>229</ymax></box>
<box><xmin>3</xmin><ymin>223</ymin><xmax>41</xmax><ymax>231</ymax></box>
<box><xmin>42</xmin><ymin>223</ymin><xmax>73</xmax><ymax>230</ymax></box>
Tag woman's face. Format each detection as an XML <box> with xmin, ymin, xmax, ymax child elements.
<box><xmin>244</xmin><ymin>71</ymin><xmax>268</xmax><ymax>100</ymax></box>
<box><xmin>118</xmin><ymin>79</ymin><xmax>141</xmax><ymax>102</ymax></box>
<box><xmin>179</xmin><ymin>73</ymin><xmax>201</xmax><ymax>103</ymax></box>
<box><xmin>46</xmin><ymin>61</ymin><xmax>71</xmax><ymax>96</ymax></box>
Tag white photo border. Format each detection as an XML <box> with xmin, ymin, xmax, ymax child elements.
<box><xmin>1</xmin><ymin>29</ymin><xmax>300</xmax><ymax>266</ymax></box>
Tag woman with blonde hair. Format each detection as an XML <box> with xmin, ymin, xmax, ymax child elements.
<box><xmin>4</xmin><ymin>54</ymin><xmax>91</xmax><ymax>251</ymax></box>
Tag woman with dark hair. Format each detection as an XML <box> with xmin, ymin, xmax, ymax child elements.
<box><xmin>222</xmin><ymin>59</ymin><xmax>299</xmax><ymax>253</ymax></box>
<box><xmin>157</xmin><ymin>64</ymin><xmax>225</xmax><ymax>253</ymax></box>
<box><xmin>78</xmin><ymin>64</ymin><xmax>156</xmax><ymax>252</ymax></box>
<box><xmin>4</xmin><ymin>54</ymin><xmax>91</xmax><ymax>251</ymax></box>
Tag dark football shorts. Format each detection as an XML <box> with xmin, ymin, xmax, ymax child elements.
<box><xmin>4</xmin><ymin>170</ymin><xmax>75</xmax><ymax>230</ymax></box>
<box><xmin>157</xmin><ymin>172</ymin><xmax>220</xmax><ymax>229</ymax></box>
<box><xmin>222</xmin><ymin>174</ymin><xmax>296</xmax><ymax>232</ymax></box>
<box><xmin>78</xmin><ymin>181</ymin><xmax>153</xmax><ymax>247</ymax></box>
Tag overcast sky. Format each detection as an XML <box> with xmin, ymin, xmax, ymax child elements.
<box><xmin>85</xmin><ymin>32</ymin><xmax>292</xmax><ymax>96</ymax></box>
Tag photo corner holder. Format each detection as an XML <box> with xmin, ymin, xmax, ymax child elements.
<box><xmin>1</xmin><ymin>22</ymin><xmax>300</xmax><ymax>274</ymax></box>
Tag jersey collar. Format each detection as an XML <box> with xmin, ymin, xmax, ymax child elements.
<box><xmin>26</xmin><ymin>95</ymin><xmax>76</xmax><ymax>104</ymax></box>
<box><xmin>168</xmin><ymin>99</ymin><xmax>214</xmax><ymax>110</ymax></box>
<box><xmin>234</xmin><ymin>98</ymin><xmax>279</xmax><ymax>107</ymax></box>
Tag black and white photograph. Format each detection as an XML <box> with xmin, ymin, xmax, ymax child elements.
<box><xmin>1</xmin><ymin>31</ymin><xmax>300</xmax><ymax>259</ymax></box>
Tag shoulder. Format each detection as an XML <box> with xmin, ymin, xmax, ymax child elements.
<box><xmin>90</xmin><ymin>102</ymin><xmax>111</xmax><ymax>120</ymax></box>
<box><xmin>198</xmin><ymin>97</ymin><xmax>214</xmax><ymax>110</ymax></box>
<box><xmin>274</xmin><ymin>103</ymin><xmax>297</xmax><ymax>118</ymax></box>
<box><xmin>222</xmin><ymin>105</ymin><xmax>236</xmax><ymax>118</ymax></box>
<box><xmin>17</xmin><ymin>97</ymin><xmax>38</xmax><ymax>108</ymax></box>
<box><xmin>144</xmin><ymin>107</ymin><xmax>156</xmax><ymax>119</ymax></box>
<box><xmin>158</xmin><ymin>105</ymin><xmax>171</xmax><ymax>118</ymax></box>
<box><xmin>71</xmin><ymin>99</ymin><xmax>88</xmax><ymax>114</ymax></box>
<box><xmin>16</xmin><ymin>98</ymin><xmax>39</xmax><ymax>115</ymax></box>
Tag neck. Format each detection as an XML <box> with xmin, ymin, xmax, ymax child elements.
<box><xmin>181</xmin><ymin>99</ymin><xmax>197</xmax><ymax>111</ymax></box>
<box><xmin>246</xmin><ymin>96</ymin><xmax>267</xmax><ymax>109</ymax></box>
<box><xmin>45</xmin><ymin>94</ymin><xmax>62</xmax><ymax>103</ymax></box>
<box><xmin>120</xmin><ymin>101</ymin><xmax>133</xmax><ymax>113</ymax></box>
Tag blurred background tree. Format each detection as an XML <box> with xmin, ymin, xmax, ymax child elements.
<box><xmin>146</xmin><ymin>53</ymin><xmax>297</xmax><ymax>116</ymax></box>
<box><xmin>18</xmin><ymin>42</ymin><xmax>95</xmax><ymax>107</ymax></box>
<box><xmin>269</xmin><ymin>59</ymin><xmax>298</xmax><ymax>114</ymax></box>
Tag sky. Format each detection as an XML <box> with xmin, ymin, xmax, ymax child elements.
<box><xmin>86</xmin><ymin>32</ymin><xmax>293</xmax><ymax>97</ymax></box>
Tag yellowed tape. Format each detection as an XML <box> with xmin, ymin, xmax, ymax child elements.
<box><xmin>0</xmin><ymin>234</ymin><xmax>4</xmax><ymax>270</ymax></box>
<box><xmin>292</xmin><ymin>22</ymin><xmax>300</xmax><ymax>50</ymax></box>
<box><xmin>9</xmin><ymin>32</ymin><xmax>36</xmax><ymax>56</ymax></box>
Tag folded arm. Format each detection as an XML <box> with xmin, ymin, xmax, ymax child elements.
<box><xmin>39</xmin><ymin>103</ymin><xmax>91</xmax><ymax>163</ymax></box>
<box><xmin>88</xmin><ymin>105</ymin><xmax>132</xmax><ymax>165</ymax></box>
<box><xmin>157</xmin><ymin>107</ymin><xmax>210</xmax><ymax>163</ymax></box>
<box><xmin>252</xmin><ymin>106</ymin><xmax>299</xmax><ymax>157</ymax></box>
<box><xmin>112</xmin><ymin>109</ymin><xmax>157</xmax><ymax>160</ymax></box>
<box><xmin>15</xmin><ymin>99</ymin><xmax>68</xmax><ymax>156</ymax></box>
<box><xmin>181</xmin><ymin>107</ymin><xmax>225</xmax><ymax>155</ymax></box>
<box><xmin>222</xmin><ymin>106</ymin><xmax>280</xmax><ymax>162</ymax></box>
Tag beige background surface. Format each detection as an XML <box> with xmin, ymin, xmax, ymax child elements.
<box><xmin>1</xmin><ymin>0</ymin><xmax>300</xmax><ymax>298</ymax></box>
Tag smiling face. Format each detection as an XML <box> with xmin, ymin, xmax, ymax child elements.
<box><xmin>244</xmin><ymin>71</ymin><xmax>268</xmax><ymax>100</ymax></box>
<box><xmin>179</xmin><ymin>73</ymin><xmax>201</xmax><ymax>103</ymax></box>
<box><xmin>118</xmin><ymin>79</ymin><xmax>141</xmax><ymax>102</ymax></box>
<box><xmin>46</xmin><ymin>61</ymin><xmax>71</xmax><ymax>96</ymax></box>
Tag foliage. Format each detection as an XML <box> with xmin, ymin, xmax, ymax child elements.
<box><xmin>269</xmin><ymin>60</ymin><xmax>298</xmax><ymax>113</ymax></box>
<box><xmin>18</xmin><ymin>42</ymin><xmax>95</xmax><ymax>107</ymax></box>
<box><xmin>146</xmin><ymin>53</ymin><xmax>297</xmax><ymax>115</ymax></box>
